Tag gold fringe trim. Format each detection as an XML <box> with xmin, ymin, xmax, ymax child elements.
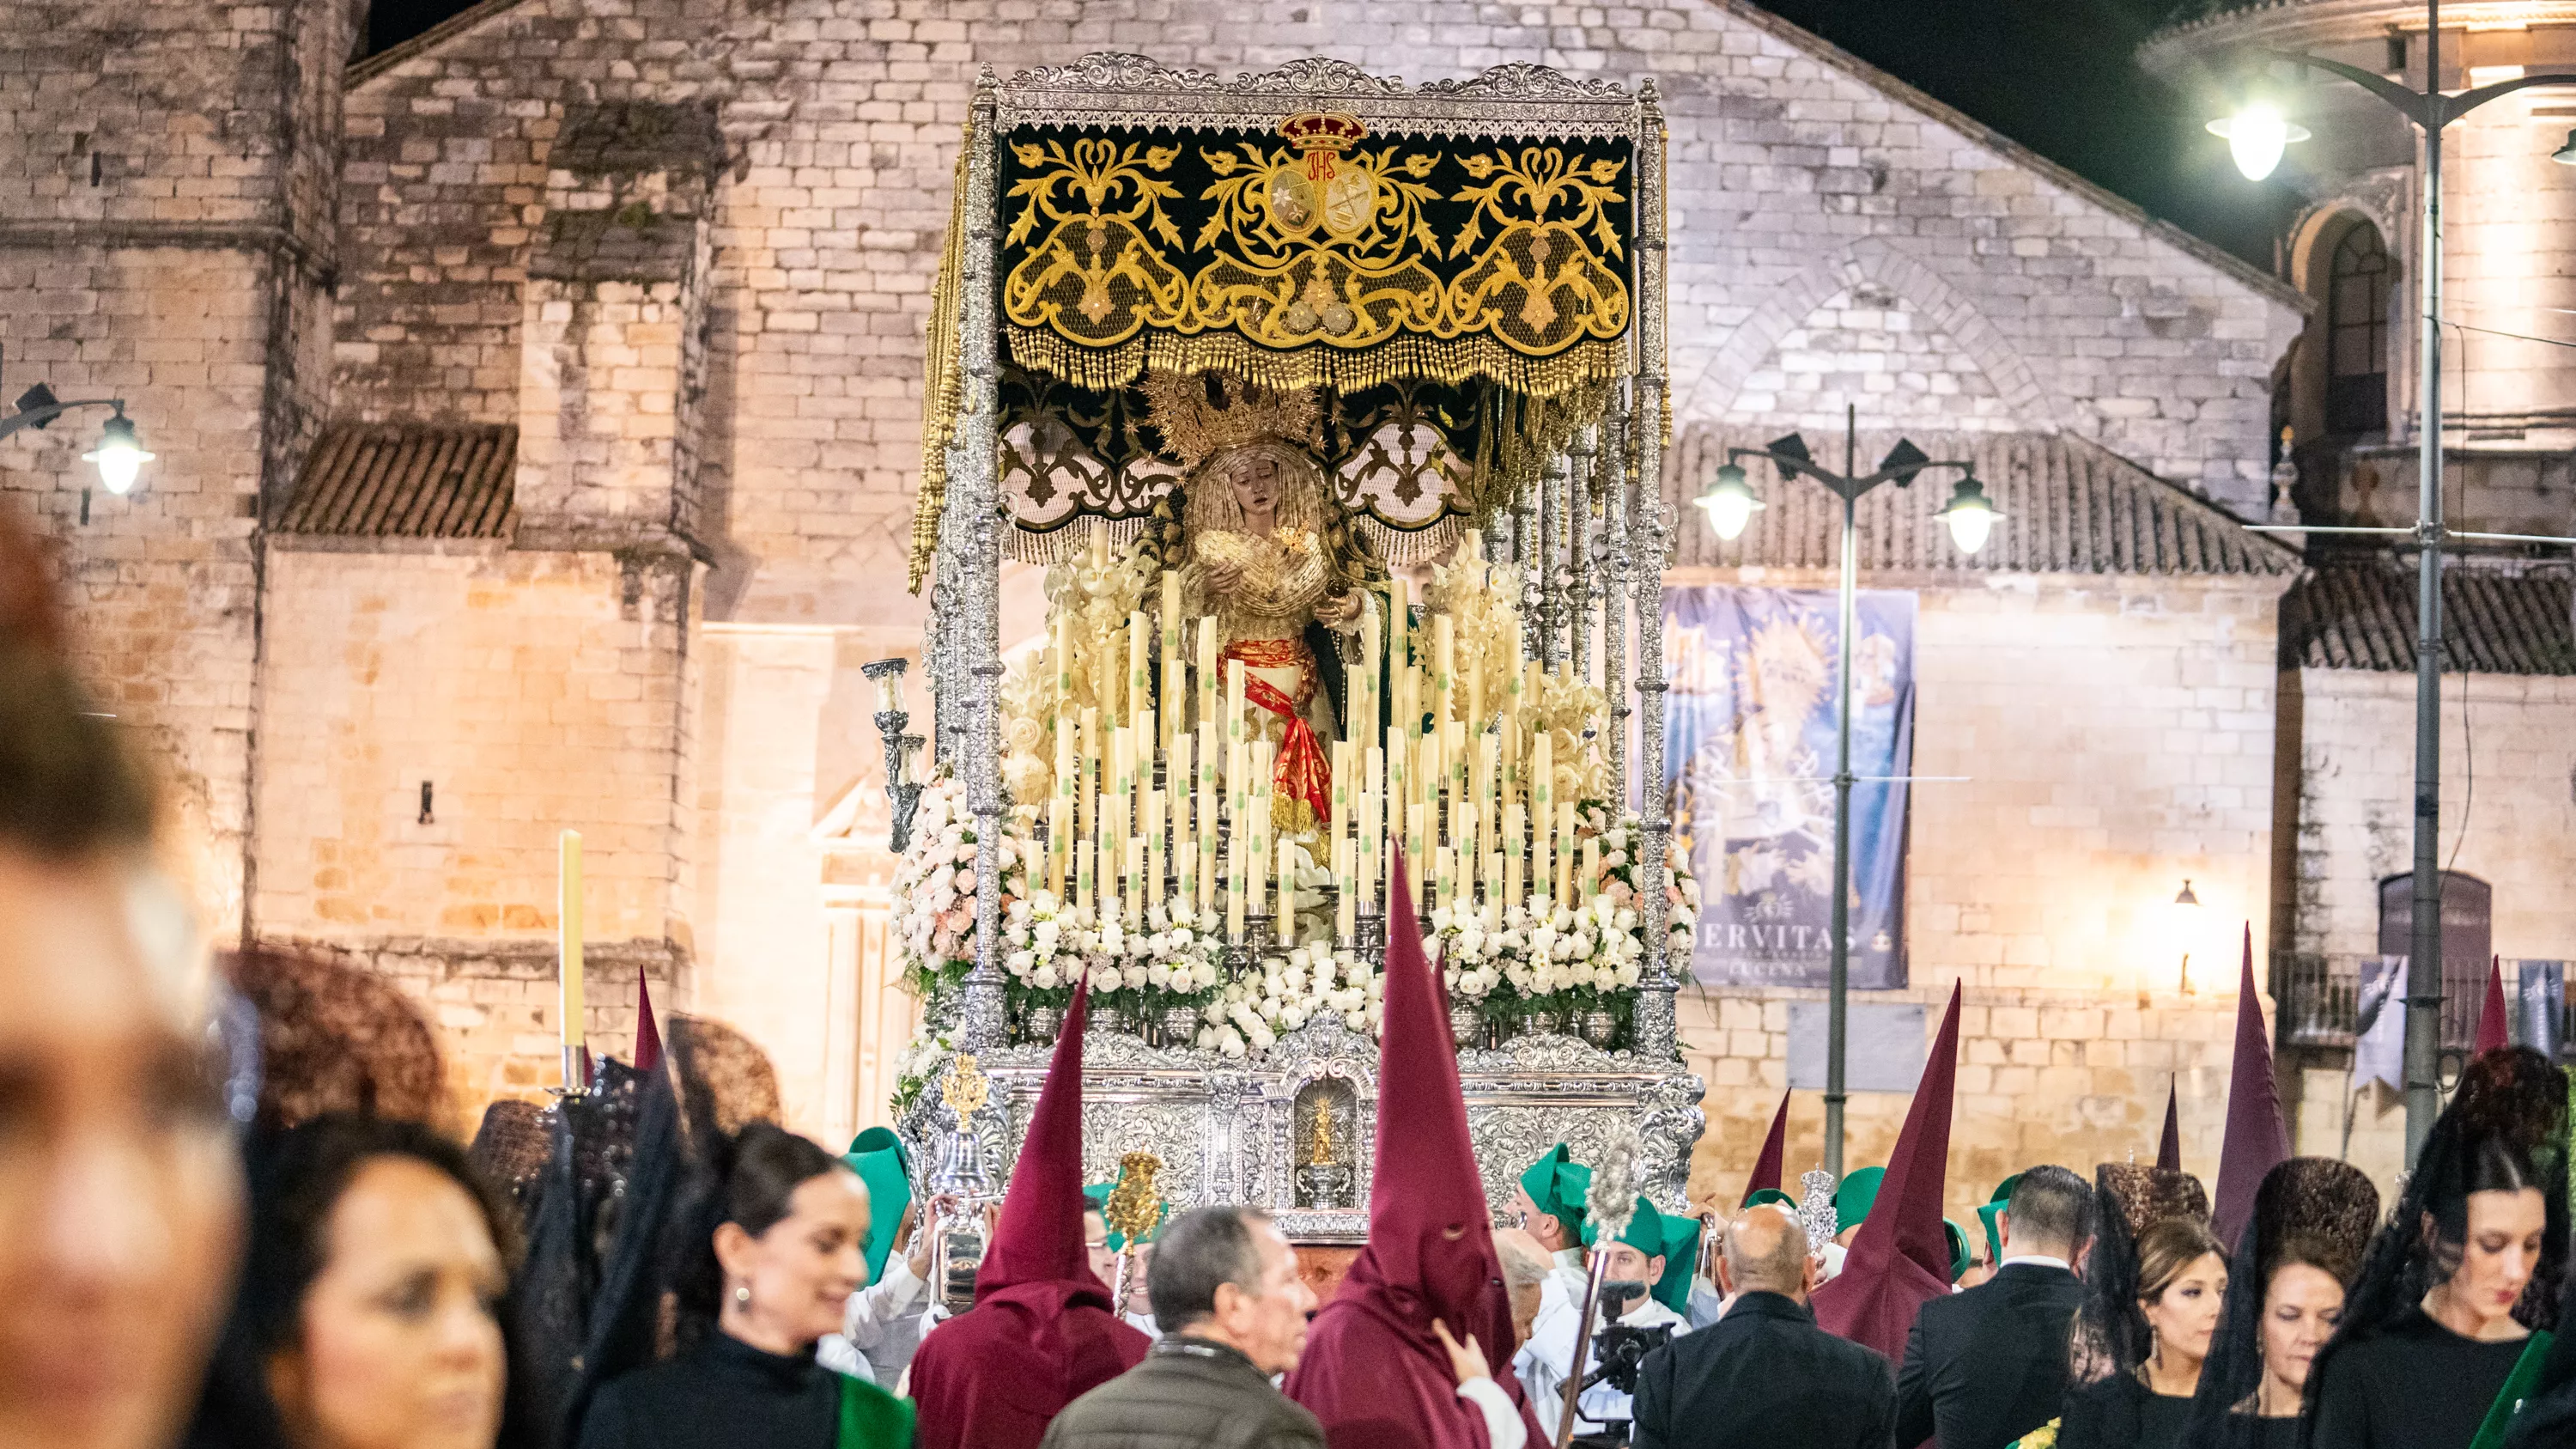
<box><xmin>1005</xmin><ymin>326</ymin><xmax>1626</xmax><ymax>403</ymax></box>
<box><xmin>909</xmin><ymin>121</ymin><xmax>975</xmax><ymax>595</ymax></box>
<box><xmin>1002</xmin><ymin>514</ymin><xmax>1155</xmax><ymax>565</ymax></box>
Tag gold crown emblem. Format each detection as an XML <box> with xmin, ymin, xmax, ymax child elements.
<box><xmin>939</xmin><ymin>1053</ymin><xmax>989</xmax><ymax>1117</ymax></box>
<box><xmin>1279</xmin><ymin>111</ymin><xmax>1367</xmax><ymax>155</ymax></box>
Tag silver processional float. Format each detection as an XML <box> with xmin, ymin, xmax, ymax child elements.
<box><xmin>877</xmin><ymin>52</ymin><xmax>1709</xmax><ymax>1294</ymax></box>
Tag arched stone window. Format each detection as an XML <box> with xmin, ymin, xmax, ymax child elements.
<box><xmin>2326</xmin><ymin>223</ymin><xmax>2391</xmax><ymax>435</ymax></box>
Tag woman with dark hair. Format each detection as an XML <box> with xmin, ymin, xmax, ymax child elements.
<box><xmin>2059</xmin><ymin>1216</ymin><xmax>2229</xmax><ymax>1449</ymax></box>
<box><xmin>186</xmin><ymin>1114</ymin><xmax>539</xmax><ymax>1449</ymax></box>
<box><xmin>2180</xmin><ymin>1157</ymin><xmax>2378</xmax><ymax>1449</ymax></box>
<box><xmin>2306</xmin><ymin>1048</ymin><xmax>2567</xmax><ymax>1449</ymax></box>
<box><xmin>574</xmin><ymin>1121</ymin><xmax>913</xmax><ymax>1449</ymax></box>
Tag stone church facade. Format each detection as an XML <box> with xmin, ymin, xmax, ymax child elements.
<box><xmin>20</xmin><ymin>0</ymin><xmax>2549</xmax><ymax>1216</ymax></box>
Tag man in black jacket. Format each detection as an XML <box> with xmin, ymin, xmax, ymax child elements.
<box><xmin>1893</xmin><ymin>1165</ymin><xmax>2093</xmax><ymax>1449</ymax></box>
<box><xmin>1041</xmin><ymin>1205</ymin><xmax>1323</xmax><ymax>1449</ymax></box>
<box><xmin>1633</xmin><ymin>1202</ymin><xmax>1894</xmax><ymax>1449</ymax></box>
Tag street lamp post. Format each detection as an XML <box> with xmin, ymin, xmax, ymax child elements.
<box><xmin>2214</xmin><ymin>1</ymin><xmax>2576</xmax><ymax>1166</ymax></box>
<box><xmin>0</xmin><ymin>371</ymin><xmax>155</xmax><ymax>511</ymax></box>
<box><xmin>1692</xmin><ymin>404</ymin><xmax>1996</xmax><ymax>1176</ymax></box>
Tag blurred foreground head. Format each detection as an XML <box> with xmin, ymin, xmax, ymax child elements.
<box><xmin>0</xmin><ymin>508</ymin><xmax>244</xmax><ymax>1449</ymax></box>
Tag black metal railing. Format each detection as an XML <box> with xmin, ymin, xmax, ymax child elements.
<box><xmin>2275</xmin><ymin>953</ymin><xmax>2569</xmax><ymax>1057</ymax></box>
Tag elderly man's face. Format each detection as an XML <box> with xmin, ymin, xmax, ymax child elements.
<box><xmin>0</xmin><ymin>853</ymin><xmax>243</xmax><ymax>1449</ymax></box>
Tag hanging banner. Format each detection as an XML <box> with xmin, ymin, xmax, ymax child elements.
<box><xmin>1663</xmin><ymin>586</ymin><xmax>1916</xmax><ymax>989</ymax></box>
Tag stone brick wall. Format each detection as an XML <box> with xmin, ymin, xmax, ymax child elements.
<box><xmin>252</xmin><ymin>545</ymin><xmax>699</xmax><ymax>947</ymax></box>
<box><xmin>1682</xmin><ymin>986</ymin><xmax>2245</xmax><ymax>1227</ymax></box>
<box><xmin>1671</xmin><ymin>569</ymin><xmax>2287</xmax><ymax>1216</ymax></box>
<box><xmin>2287</xmin><ymin>665</ymin><xmax>2576</xmax><ymax>964</ymax></box>
<box><xmin>0</xmin><ymin>0</ymin><xmax>350</xmax><ymax>933</ymax></box>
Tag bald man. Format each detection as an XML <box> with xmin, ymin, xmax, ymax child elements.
<box><xmin>1631</xmin><ymin>1204</ymin><xmax>1895</xmax><ymax>1449</ymax></box>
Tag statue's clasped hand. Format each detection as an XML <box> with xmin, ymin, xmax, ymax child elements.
<box><xmin>1314</xmin><ymin>590</ymin><xmax>1362</xmax><ymax>626</ymax></box>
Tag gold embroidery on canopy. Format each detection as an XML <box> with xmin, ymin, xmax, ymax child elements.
<box><xmin>996</xmin><ymin>119</ymin><xmax>1632</xmax><ymax>399</ymax></box>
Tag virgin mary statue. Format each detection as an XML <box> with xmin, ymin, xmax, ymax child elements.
<box><xmin>1142</xmin><ymin>373</ymin><xmax>1385</xmax><ymax>832</ymax></box>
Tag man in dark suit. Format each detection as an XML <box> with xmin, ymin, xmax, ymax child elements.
<box><xmin>1893</xmin><ymin>1165</ymin><xmax>2093</xmax><ymax>1449</ymax></box>
<box><xmin>1632</xmin><ymin>1202</ymin><xmax>1894</xmax><ymax>1449</ymax></box>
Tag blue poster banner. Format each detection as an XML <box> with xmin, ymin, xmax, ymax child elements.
<box><xmin>1662</xmin><ymin>586</ymin><xmax>1916</xmax><ymax>989</ymax></box>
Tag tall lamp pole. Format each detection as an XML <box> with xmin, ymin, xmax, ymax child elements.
<box><xmin>2215</xmin><ymin>0</ymin><xmax>2576</xmax><ymax>1166</ymax></box>
<box><xmin>1692</xmin><ymin>404</ymin><xmax>1998</xmax><ymax>1176</ymax></box>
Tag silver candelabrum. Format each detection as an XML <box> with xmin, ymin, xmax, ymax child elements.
<box><xmin>862</xmin><ymin>658</ymin><xmax>928</xmax><ymax>854</ymax></box>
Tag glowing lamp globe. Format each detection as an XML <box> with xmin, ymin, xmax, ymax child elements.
<box><xmin>1691</xmin><ymin>462</ymin><xmax>1765</xmax><ymax>542</ymax></box>
<box><xmin>1935</xmin><ymin>475</ymin><xmax>2001</xmax><ymax>555</ymax></box>
<box><xmin>82</xmin><ymin>413</ymin><xmax>154</xmax><ymax>496</ymax></box>
<box><xmin>2205</xmin><ymin>104</ymin><xmax>2311</xmax><ymax>182</ymax></box>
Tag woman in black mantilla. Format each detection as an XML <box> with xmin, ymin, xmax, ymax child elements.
<box><xmin>2058</xmin><ymin>1164</ymin><xmax>2224</xmax><ymax>1449</ymax></box>
<box><xmin>2180</xmin><ymin>1157</ymin><xmax>2379</xmax><ymax>1449</ymax></box>
<box><xmin>2304</xmin><ymin>1047</ymin><xmax>2567</xmax><ymax>1449</ymax></box>
<box><xmin>566</xmin><ymin>1023</ymin><xmax>913</xmax><ymax>1449</ymax></box>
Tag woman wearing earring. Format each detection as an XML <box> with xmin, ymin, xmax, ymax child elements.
<box><xmin>2182</xmin><ymin>1157</ymin><xmax>2378</xmax><ymax>1449</ymax></box>
<box><xmin>2059</xmin><ymin>1216</ymin><xmax>2230</xmax><ymax>1449</ymax></box>
<box><xmin>577</xmin><ymin>1123</ymin><xmax>913</xmax><ymax>1449</ymax></box>
<box><xmin>2304</xmin><ymin>1048</ymin><xmax>2566</xmax><ymax>1449</ymax></box>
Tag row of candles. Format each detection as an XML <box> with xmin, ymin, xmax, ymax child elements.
<box><xmin>1042</xmin><ymin>563</ymin><xmax>1600</xmax><ymax>947</ymax></box>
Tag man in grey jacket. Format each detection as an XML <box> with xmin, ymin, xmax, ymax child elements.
<box><xmin>1040</xmin><ymin>1205</ymin><xmax>1324</xmax><ymax>1449</ymax></box>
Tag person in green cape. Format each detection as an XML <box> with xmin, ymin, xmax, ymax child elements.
<box><xmin>1512</xmin><ymin>1142</ymin><xmax>1594</xmax><ymax>1318</ymax></box>
<box><xmin>1515</xmin><ymin>1195</ymin><xmax>1701</xmax><ymax>1438</ymax></box>
<box><xmin>819</xmin><ymin>1127</ymin><xmax>939</xmax><ymax>1389</ymax></box>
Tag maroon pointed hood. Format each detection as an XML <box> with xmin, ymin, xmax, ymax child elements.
<box><xmin>2209</xmin><ymin>928</ymin><xmax>2289</xmax><ymax>1251</ymax></box>
<box><xmin>1743</xmin><ymin>1090</ymin><xmax>1790</xmax><ymax>1205</ymax></box>
<box><xmin>909</xmin><ymin>977</ymin><xmax>1150</xmax><ymax>1449</ymax></box>
<box><xmin>2476</xmin><ymin>957</ymin><xmax>2509</xmax><ymax>1054</ymax></box>
<box><xmin>2156</xmin><ymin>1080</ymin><xmax>2181</xmax><ymax>1172</ymax></box>
<box><xmin>1285</xmin><ymin>848</ymin><xmax>1540</xmax><ymax>1449</ymax></box>
<box><xmin>634</xmin><ymin>974</ymin><xmax>663</xmax><ymax>1074</ymax></box>
<box><xmin>1814</xmin><ymin>982</ymin><xmax>1961</xmax><ymax>1363</ymax></box>
<box><xmin>981</xmin><ymin>975</ymin><xmax>1094</xmax><ymax>1294</ymax></box>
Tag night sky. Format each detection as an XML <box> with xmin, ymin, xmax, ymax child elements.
<box><xmin>363</xmin><ymin>0</ymin><xmax>2298</xmax><ymax>264</ymax></box>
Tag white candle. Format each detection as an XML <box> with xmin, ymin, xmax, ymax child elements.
<box><xmin>558</xmin><ymin>829</ymin><xmax>585</xmax><ymax>1062</ymax></box>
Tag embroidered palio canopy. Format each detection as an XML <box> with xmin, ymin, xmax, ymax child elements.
<box><xmin>996</xmin><ymin>120</ymin><xmax>1633</xmax><ymax>395</ymax></box>
<box><xmin>911</xmin><ymin>53</ymin><xmax>1666</xmax><ymax>588</ymax></box>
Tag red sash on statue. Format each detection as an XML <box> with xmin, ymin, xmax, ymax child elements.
<box><xmin>1222</xmin><ymin>637</ymin><xmax>1334</xmax><ymax>825</ymax></box>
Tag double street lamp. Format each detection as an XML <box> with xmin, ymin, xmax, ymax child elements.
<box><xmin>1691</xmin><ymin>405</ymin><xmax>1997</xmax><ymax>1176</ymax></box>
<box><xmin>2209</xmin><ymin>0</ymin><xmax>2576</xmax><ymax>1166</ymax></box>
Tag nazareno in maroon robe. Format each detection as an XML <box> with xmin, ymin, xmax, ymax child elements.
<box><xmin>907</xmin><ymin>978</ymin><xmax>1151</xmax><ymax>1449</ymax></box>
<box><xmin>1284</xmin><ymin>849</ymin><xmax>1546</xmax><ymax>1449</ymax></box>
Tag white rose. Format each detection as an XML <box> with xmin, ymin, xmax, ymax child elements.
<box><xmin>1006</xmin><ymin>949</ymin><xmax>1035</xmax><ymax>976</ymax></box>
<box><xmin>1033</xmin><ymin>964</ymin><xmax>1060</xmax><ymax>989</ymax></box>
<box><xmin>1344</xmin><ymin>1009</ymin><xmax>1367</xmax><ymax>1031</ymax></box>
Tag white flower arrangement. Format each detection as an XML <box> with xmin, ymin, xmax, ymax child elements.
<box><xmin>1205</xmin><ymin>942</ymin><xmax>1385</xmax><ymax>1058</ymax></box>
<box><xmin>891</xmin><ymin>772</ymin><xmax>1033</xmax><ymax>995</ymax></box>
<box><xmin>889</xmin><ymin>1026</ymin><xmax>955</xmax><ymax>1117</ymax></box>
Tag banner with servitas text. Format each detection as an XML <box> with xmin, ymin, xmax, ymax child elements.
<box><xmin>1662</xmin><ymin>586</ymin><xmax>1915</xmax><ymax>989</ymax></box>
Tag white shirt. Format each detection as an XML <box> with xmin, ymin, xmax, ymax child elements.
<box><xmin>1121</xmin><ymin>1309</ymin><xmax>1163</xmax><ymax>1342</ymax></box>
<box><xmin>817</xmin><ymin>1255</ymin><xmax>929</xmax><ymax>1385</ymax></box>
<box><xmin>1998</xmin><ymin>1253</ymin><xmax>2073</xmax><ymax>1273</ymax></box>
<box><xmin>1457</xmin><ymin>1377</ymin><xmax>1527</xmax><ymax>1449</ymax></box>
<box><xmin>1515</xmin><ymin>1293</ymin><xmax>1691</xmax><ymax>1437</ymax></box>
<box><xmin>1531</xmin><ymin>1245</ymin><xmax>1590</xmax><ymax>1325</ymax></box>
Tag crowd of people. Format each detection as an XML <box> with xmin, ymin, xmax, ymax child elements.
<box><xmin>10</xmin><ymin>513</ymin><xmax>2576</xmax><ymax>1449</ymax></box>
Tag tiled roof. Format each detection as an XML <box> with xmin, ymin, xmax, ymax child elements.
<box><xmin>1666</xmin><ymin>428</ymin><xmax>2300</xmax><ymax>579</ymax></box>
<box><xmin>2286</xmin><ymin>557</ymin><xmax>2576</xmax><ymax>675</ymax></box>
<box><xmin>276</xmin><ymin>423</ymin><xmax>516</xmax><ymax>539</ymax></box>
